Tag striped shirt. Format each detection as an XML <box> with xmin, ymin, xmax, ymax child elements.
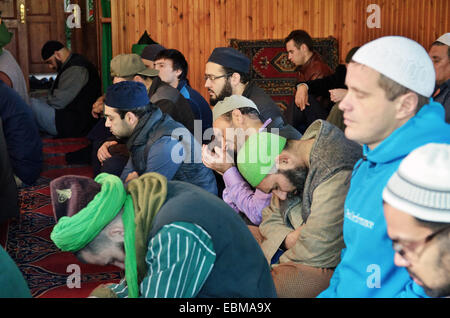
<box><xmin>109</xmin><ymin>221</ymin><xmax>216</xmax><ymax>298</ymax></box>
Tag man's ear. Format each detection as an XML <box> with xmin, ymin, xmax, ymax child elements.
<box><xmin>108</xmin><ymin>225</ymin><xmax>125</xmax><ymax>243</ymax></box>
<box><xmin>231</xmin><ymin>108</ymin><xmax>244</xmax><ymax>125</ymax></box>
<box><xmin>125</xmin><ymin>111</ymin><xmax>139</xmax><ymax>125</ymax></box>
<box><xmin>396</xmin><ymin>92</ymin><xmax>419</xmax><ymax>121</ymax></box>
<box><xmin>275</xmin><ymin>151</ymin><xmax>295</xmax><ymax>170</ymax></box>
<box><xmin>54</xmin><ymin>50</ymin><xmax>62</xmax><ymax>61</ymax></box>
<box><xmin>229</xmin><ymin>72</ymin><xmax>241</xmax><ymax>87</ymax></box>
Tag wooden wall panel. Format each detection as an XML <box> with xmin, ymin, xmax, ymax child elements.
<box><xmin>111</xmin><ymin>0</ymin><xmax>450</xmax><ymax>101</ymax></box>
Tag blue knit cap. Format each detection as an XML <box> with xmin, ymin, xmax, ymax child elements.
<box><xmin>208</xmin><ymin>47</ymin><xmax>250</xmax><ymax>74</ymax></box>
<box><xmin>105</xmin><ymin>81</ymin><xmax>150</xmax><ymax>109</ymax></box>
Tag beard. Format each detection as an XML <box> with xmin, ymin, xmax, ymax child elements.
<box><xmin>209</xmin><ymin>80</ymin><xmax>233</xmax><ymax>106</ymax></box>
<box><xmin>56</xmin><ymin>59</ymin><xmax>63</xmax><ymax>73</ymax></box>
<box><xmin>408</xmin><ymin>262</ymin><xmax>450</xmax><ymax>298</ymax></box>
<box><xmin>278</xmin><ymin>166</ymin><xmax>308</xmax><ymax>197</ymax></box>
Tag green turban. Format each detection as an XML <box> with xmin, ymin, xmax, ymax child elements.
<box><xmin>237</xmin><ymin>132</ymin><xmax>287</xmax><ymax>187</ymax></box>
<box><xmin>50</xmin><ymin>173</ymin><xmax>127</xmax><ymax>252</ymax></box>
<box><xmin>0</xmin><ymin>21</ymin><xmax>13</xmax><ymax>54</ymax></box>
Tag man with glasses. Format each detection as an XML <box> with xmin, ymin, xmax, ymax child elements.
<box><xmin>205</xmin><ymin>47</ymin><xmax>285</xmax><ymax>126</ymax></box>
<box><xmin>383</xmin><ymin>143</ymin><xmax>450</xmax><ymax>298</ymax></box>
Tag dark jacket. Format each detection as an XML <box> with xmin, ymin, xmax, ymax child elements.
<box><xmin>178</xmin><ymin>79</ymin><xmax>213</xmax><ymax>136</ymax></box>
<box><xmin>295</xmin><ymin>51</ymin><xmax>333</xmax><ymax>83</ymax></box>
<box><xmin>0</xmin><ymin>120</ymin><xmax>19</xmax><ymax>223</ymax></box>
<box><xmin>243</xmin><ymin>81</ymin><xmax>286</xmax><ymax>125</ymax></box>
<box><xmin>148</xmin><ymin>77</ymin><xmax>196</xmax><ymax>136</ymax></box>
<box><xmin>53</xmin><ymin>53</ymin><xmax>101</xmax><ymax>138</ymax></box>
<box><xmin>150</xmin><ymin>180</ymin><xmax>277</xmax><ymax>297</ymax></box>
<box><xmin>0</xmin><ymin>81</ymin><xmax>42</xmax><ymax>185</ymax></box>
<box><xmin>305</xmin><ymin>64</ymin><xmax>347</xmax><ymax>99</ymax></box>
<box><xmin>127</xmin><ymin>106</ymin><xmax>217</xmax><ymax>194</ymax></box>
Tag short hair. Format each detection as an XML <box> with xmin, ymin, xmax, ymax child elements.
<box><xmin>284</xmin><ymin>30</ymin><xmax>314</xmax><ymax>51</ymax></box>
<box><xmin>221</xmin><ymin>107</ymin><xmax>262</xmax><ymax>122</ymax></box>
<box><xmin>431</xmin><ymin>41</ymin><xmax>450</xmax><ymax>59</ymax></box>
<box><xmin>377</xmin><ymin>73</ymin><xmax>429</xmax><ymax>113</ymax></box>
<box><xmin>154</xmin><ymin>49</ymin><xmax>189</xmax><ymax>81</ymax></box>
<box><xmin>222</xmin><ymin>66</ymin><xmax>251</xmax><ymax>85</ymax></box>
<box><xmin>345</xmin><ymin>46</ymin><xmax>360</xmax><ymax>64</ymax></box>
<box><xmin>74</xmin><ymin>211</ymin><xmax>124</xmax><ymax>262</ymax></box>
<box><xmin>115</xmin><ymin>104</ymin><xmax>153</xmax><ymax>120</ymax></box>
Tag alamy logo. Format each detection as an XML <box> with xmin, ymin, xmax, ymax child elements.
<box><xmin>66</xmin><ymin>4</ymin><xmax>81</xmax><ymax>29</ymax></box>
<box><xmin>367</xmin><ymin>4</ymin><xmax>381</xmax><ymax>29</ymax></box>
<box><xmin>366</xmin><ymin>264</ymin><xmax>381</xmax><ymax>289</ymax></box>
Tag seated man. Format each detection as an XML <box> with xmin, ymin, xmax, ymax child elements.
<box><xmin>76</xmin><ymin>54</ymin><xmax>196</xmax><ymax>176</ymax></box>
<box><xmin>205</xmin><ymin>47</ymin><xmax>285</xmax><ymax>125</ymax></box>
<box><xmin>0</xmin><ymin>18</ymin><xmax>29</xmax><ymax>104</ymax></box>
<box><xmin>49</xmin><ymin>173</ymin><xmax>276</xmax><ymax>298</ymax></box>
<box><xmin>30</xmin><ymin>41</ymin><xmax>101</xmax><ymax>137</ymax></box>
<box><xmin>429</xmin><ymin>33</ymin><xmax>450</xmax><ymax>123</ymax></box>
<box><xmin>202</xmin><ymin>95</ymin><xmax>301</xmax><ymax>225</ymax></box>
<box><xmin>0</xmin><ymin>81</ymin><xmax>42</xmax><ymax>186</ymax></box>
<box><xmin>284</xmin><ymin>30</ymin><xmax>333</xmax><ymax>132</ymax></box>
<box><xmin>318</xmin><ymin>36</ymin><xmax>450</xmax><ymax>298</ymax></box>
<box><xmin>155</xmin><ymin>48</ymin><xmax>213</xmax><ymax>137</ymax></box>
<box><xmin>103</xmin><ymin>81</ymin><xmax>217</xmax><ymax>194</ymax></box>
<box><xmin>237</xmin><ymin>122</ymin><xmax>362</xmax><ymax>297</ymax></box>
<box><xmin>295</xmin><ymin>46</ymin><xmax>360</xmax><ymax>131</ymax></box>
<box><xmin>383</xmin><ymin>143</ymin><xmax>450</xmax><ymax>298</ymax></box>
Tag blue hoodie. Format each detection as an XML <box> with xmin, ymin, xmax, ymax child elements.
<box><xmin>318</xmin><ymin>101</ymin><xmax>450</xmax><ymax>298</ymax></box>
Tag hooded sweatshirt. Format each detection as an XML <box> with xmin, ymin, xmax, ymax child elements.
<box><xmin>318</xmin><ymin>100</ymin><xmax>450</xmax><ymax>298</ymax></box>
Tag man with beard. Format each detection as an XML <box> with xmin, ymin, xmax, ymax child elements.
<box><xmin>30</xmin><ymin>41</ymin><xmax>101</xmax><ymax>137</ymax></box>
<box><xmin>236</xmin><ymin>121</ymin><xmax>362</xmax><ymax>297</ymax></box>
<box><xmin>205</xmin><ymin>47</ymin><xmax>285</xmax><ymax>126</ymax></box>
<box><xmin>102</xmin><ymin>80</ymin><xmax>217</xmax><ymax>194</ymax></box>
<box><xmin>383</xmin><ymin>143</ymin><xmax>450</xmax><ymax>298</ymax></box>
<box><xmin>202</xmin><ymin>95</ymin><xmax>301</xmax><ymax>225</ymax></box>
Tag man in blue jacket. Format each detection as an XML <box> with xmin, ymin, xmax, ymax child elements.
<box><xmin>318</xmin><ymin>36</ymin><xmax>450</xmax><ymax>298</ymax></box>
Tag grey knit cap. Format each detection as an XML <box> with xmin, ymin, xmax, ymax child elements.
<box><xmin>383</xmin><ymin>143</ymin><xmax>450</xmax><ymax>223</ymax></box>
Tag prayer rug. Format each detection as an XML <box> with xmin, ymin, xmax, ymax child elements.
<box><xmin>230</xmin><ymin>37</ymin><xmax>339</xmax><ymax>114</ymax></box>
<box><xmin>5</xmin><ymin>137</ymin><xmax>122</xmax><ymax>298</ymax></box>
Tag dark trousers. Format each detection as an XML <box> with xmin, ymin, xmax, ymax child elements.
<box><xmin>285</xmin><ymin>94</ymin><xmax>332</xmax><ymax>134</ymax></box>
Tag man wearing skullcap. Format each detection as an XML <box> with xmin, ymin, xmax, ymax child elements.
<box><xmin>140</xmin><ymin>43</ymin><xmax>166</xmax><ymax>69</ymax></box>
<box><xmin>50</xmin><ymin>172</ymin><xmax>276</xmax><ymax>298</ymax></box>
<box><xmin>102</xmin><ymin>81</ymin><xmax>216</xmax><ymax>194</ymax></box>
<box><xmin>429</xmin><ymin>33</ymin><xmax>450</xmax><ymax>123</ymax></box>
<box><xmin>383</xmin><ymin>143</ymin><xmax>450</xmax><ymax>298</ymax></box>
<box><xmin>202</xmin><ymin>95</ymin><xmax>301</xmax><ymax>225</ymax></box>
<box><xmin>236</xmin><ymin>120</ymin><xmax>361</xmax><ymax>297</ymax></box>
<box><xmin>29</xmin><ymin>40</ymin><xmax>101</xmax><ymax>137</ymax></box>
<box><xmin>318</xmin><ymin>36</ymin><xmax>450</xmax><ymax>298</ymax></box>
<box><xmin>205</xmin><ymin>47</ymin><xmax>285</xmax><ymax>126</ymax></box>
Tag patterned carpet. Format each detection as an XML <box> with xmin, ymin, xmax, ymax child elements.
<box><xmin>5</xmin><ymin>137</ymin><xmax>122</xmax><ymax>298</ymax></box>
<box><xmin>230</xmin><ymin>37</ymin><xmax>339</xmax><ymax>114</ymax></box>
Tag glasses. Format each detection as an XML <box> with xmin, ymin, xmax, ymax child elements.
<box><xmin>204</xmin><ymin>73</ymin><xmax>232</xmax><ymax>82</ymax></box>
<box><xmin>392</xmin><ymin>225</ymin><xmax>450</xmax><ymax>262</ymax></box>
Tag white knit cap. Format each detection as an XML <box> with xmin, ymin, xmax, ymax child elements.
<box><xmin>352</xmin><ymin>36</ymin><xmax>435</xmax><ymax>97</ymax></box>
<box><xmin>383</xmin><ymin>143</ymin><xmax>450</xmax><ymax>223</ymax></box>
<box><xmin>436</xmin><ymin>33</ymin><xmax>450</xmax><ymax>46</ymax></box>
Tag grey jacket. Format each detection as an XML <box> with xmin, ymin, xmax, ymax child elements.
<box><xmin>259</xmin><ymin>120</ymin><xmax>362</xmax><ymax>268</ymax></box>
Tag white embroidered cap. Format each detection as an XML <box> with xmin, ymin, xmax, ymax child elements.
<box><xmin>352</xmin><ymin>36</ymin><xmax>435</xmax><ymax>97</ymax></box>
<box><xmin>436</xmin><ymin>33</ymin><xmax>450</xmax><ymax>46</ymax></box>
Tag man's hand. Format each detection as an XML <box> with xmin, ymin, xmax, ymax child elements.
<box><xmin>125</xmin><ymin>171</ymin><xmax>139</xmax><ymax>183</ymax></box>
<box><xmin>295</xmin><ymin>84</ymin><xmax>310</xmax><ymax>111</ymax></box>
<box><xmin>284</xmin><ymin>226</ymin><xmax>303</xmax><ymax>250</ymax></box>
<box><xmin>202</xmin><ymin>143</ymin><xmax>234</xmax><ymax>175</ymax></box>
<box><xmin>329</xmin><ymin>88</ymin><xmax>348</xmax><ymax>103</ymax></box>
<box><xmin>97</xmin><ymin>140</ymin><xmax>118</xmax><ymax>164</ymax></box>
<box><xmin>92</xmin><ymin>95</ymin><xmax>106</xmax><ymax>118</ymax></box>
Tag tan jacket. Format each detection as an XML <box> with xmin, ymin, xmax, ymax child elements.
<box><xmin>259</xmin><ymin>121</ymin><xmax>361</xmax><ymax>269</ymax></box>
